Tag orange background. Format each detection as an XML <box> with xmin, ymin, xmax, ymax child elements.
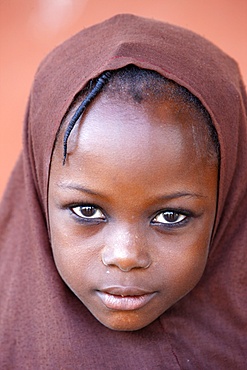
<box><xmin>1</xmin><ymin>0</ymin><xmax>246</xmax><ymax>198</ymax></box>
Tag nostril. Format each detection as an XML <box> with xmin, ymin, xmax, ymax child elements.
<box><xmin>101</xmin><ymin>252</ymin><xmax>151</xmax><ymax>271</ymax></box>
<box><xmin>118</xmin><ymin>264</ymin><xmax>133</xmax><ymax>272</ymax></box>
<box><xmin>143</xmin><ymin>260</ymin><xmax>151</xmax><ymax>269</ymax></box>
<box><xmin>101</xmin><ymin>228</ymin><xmax>152</xmax><ymax>271</ymax></box>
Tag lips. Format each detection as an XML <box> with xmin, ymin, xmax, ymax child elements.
<box><xmin>96</xmin><ymin>286</ymin><xmax>156</xmax><ymax>311</ymax></box>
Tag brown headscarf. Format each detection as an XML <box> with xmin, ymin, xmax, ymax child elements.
<box><xmin>0</xmin><ymin>14</ymin><xmax>246</xmax><ymax>369</ymax></box>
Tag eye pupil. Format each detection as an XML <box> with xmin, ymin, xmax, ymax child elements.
<box><xmin>81</xmin><ymin>206</ymin><xmax>96</xmax><ymax>217</ymax></box>
<box><xmin>164</xmin><ymin>211</ymin><xmax>179</xmax><ymax>222</ymax></box>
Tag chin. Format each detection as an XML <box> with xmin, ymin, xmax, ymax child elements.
<box><xmin>95</xmin><ymin>312</ymin><xmax>154</xmax><ymax>332</ymax></box>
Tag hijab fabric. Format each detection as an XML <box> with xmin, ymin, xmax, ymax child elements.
<box><xmin>0</xmin><ymin>14</ymin><xmax>246</xmax><ymax>369</ymax></box>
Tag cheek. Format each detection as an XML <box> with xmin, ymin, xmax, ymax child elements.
<box><xmin>155</xmin><ymin>231</ymin><xmax>210</xmax><ymax>299</ymax></box>
<box><xmin>49</xmin><ymin>224</ymin><xmax>94</xmax><ymax>291</ymax></box>
<box><xmin>173</xmin><ymin>248</ymin><xmax>208</xmax><ymax>292</ymax></box>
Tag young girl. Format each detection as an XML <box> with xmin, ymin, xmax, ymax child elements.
<box><xmin>0</xmin><ymin>14</ymin><xmax>246</xmax><ymax>369</ymax></box>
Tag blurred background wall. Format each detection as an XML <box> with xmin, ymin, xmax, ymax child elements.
<box><xmin>0</xmin><ymin>0</ymin><xmax>246</xmax><ymax>198</ymax></box>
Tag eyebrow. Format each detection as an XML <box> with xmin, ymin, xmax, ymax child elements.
<box><xmin>157</xmin><ymin>192</ymin><xmax>207</xmax><ymax>200</ymax></box>
<box><xmin>57</xmin><ymin>181</ymin><xmax>101</xmax><ymax>196</ymax></box>
<box><xmin>56</xmin><ymin>181</ymin><xmax>207</xmax><ymax>200</ymax></box>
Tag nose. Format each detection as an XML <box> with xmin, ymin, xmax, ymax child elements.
<box><xmin>101</xmin><ymin>225</ymin><xmax>152</xmax><ymax>272</ymax></box>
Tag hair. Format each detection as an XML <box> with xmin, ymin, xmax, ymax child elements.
<box><xmin>61</xmin><ymin>65</ymin><xmax>220</xmax><ymax>164</ymax></box>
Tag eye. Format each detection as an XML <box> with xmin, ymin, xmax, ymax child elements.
<box><xmin>152</xmin><ymin>210</ymin><xmax>188</xmax><ymax>226</ymax></box>
<box><xmin>71</xmin><ymin>205</ymin><xmax>106</xmax><ymax>221</ymax></box>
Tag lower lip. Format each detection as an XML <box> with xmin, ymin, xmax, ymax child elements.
<box><xmin>97</xmin><ymin>291</ymin><xmax>156</xmax><ymax>311</ymax></box>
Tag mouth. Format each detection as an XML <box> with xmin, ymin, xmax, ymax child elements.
<box><xmin>96</xmin><ymin>286</ymin><xmax>157</xmax><ymax>311</ymax></box>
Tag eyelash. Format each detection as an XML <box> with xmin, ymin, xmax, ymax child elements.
<box><xmin>151</xmin><ymin>209</ymin><xmax>192</xmax><ymax>228</ymax></box>
<box><xmin>69</xmin><ymin>204</ymin><xmax>192</xmax><ymax>228</ymax></box>
<box><xmin>70</xmin><ymin>204</ymin><xmax>106</xmax><ymax>223</ymax></box>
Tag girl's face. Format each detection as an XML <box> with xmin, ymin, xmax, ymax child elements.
<box><xmin>48</xmin><ymin>94</ymin><xmax>218</xmax><ymax>331</ymax></box>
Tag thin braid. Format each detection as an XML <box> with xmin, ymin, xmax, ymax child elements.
<box><xmin>63</xmin><ymin>71</ymin><xmax>112</xmax><ymax>164</ymax></box>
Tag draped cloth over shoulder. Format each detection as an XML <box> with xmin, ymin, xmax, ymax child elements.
<box><xmin>0</xmin><ymin>14</ymin><xmax>246</xmax><ymax>369</ymax></box>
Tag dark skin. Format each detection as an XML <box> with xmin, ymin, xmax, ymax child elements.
<box><xmin>48</xmin><ymin>94</ymin><xmax>218</xmax><ymax>331</ymax></box>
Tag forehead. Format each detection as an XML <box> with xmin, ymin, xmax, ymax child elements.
<box><xmin>66</xmin><ymin>94</ymin><xmax>210</xmax><ymax>154</ymax></box>
<box><xmin>51</xmin><ymin>95</ymin><xmax>217</xmax><ymax>187</ymax></box>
